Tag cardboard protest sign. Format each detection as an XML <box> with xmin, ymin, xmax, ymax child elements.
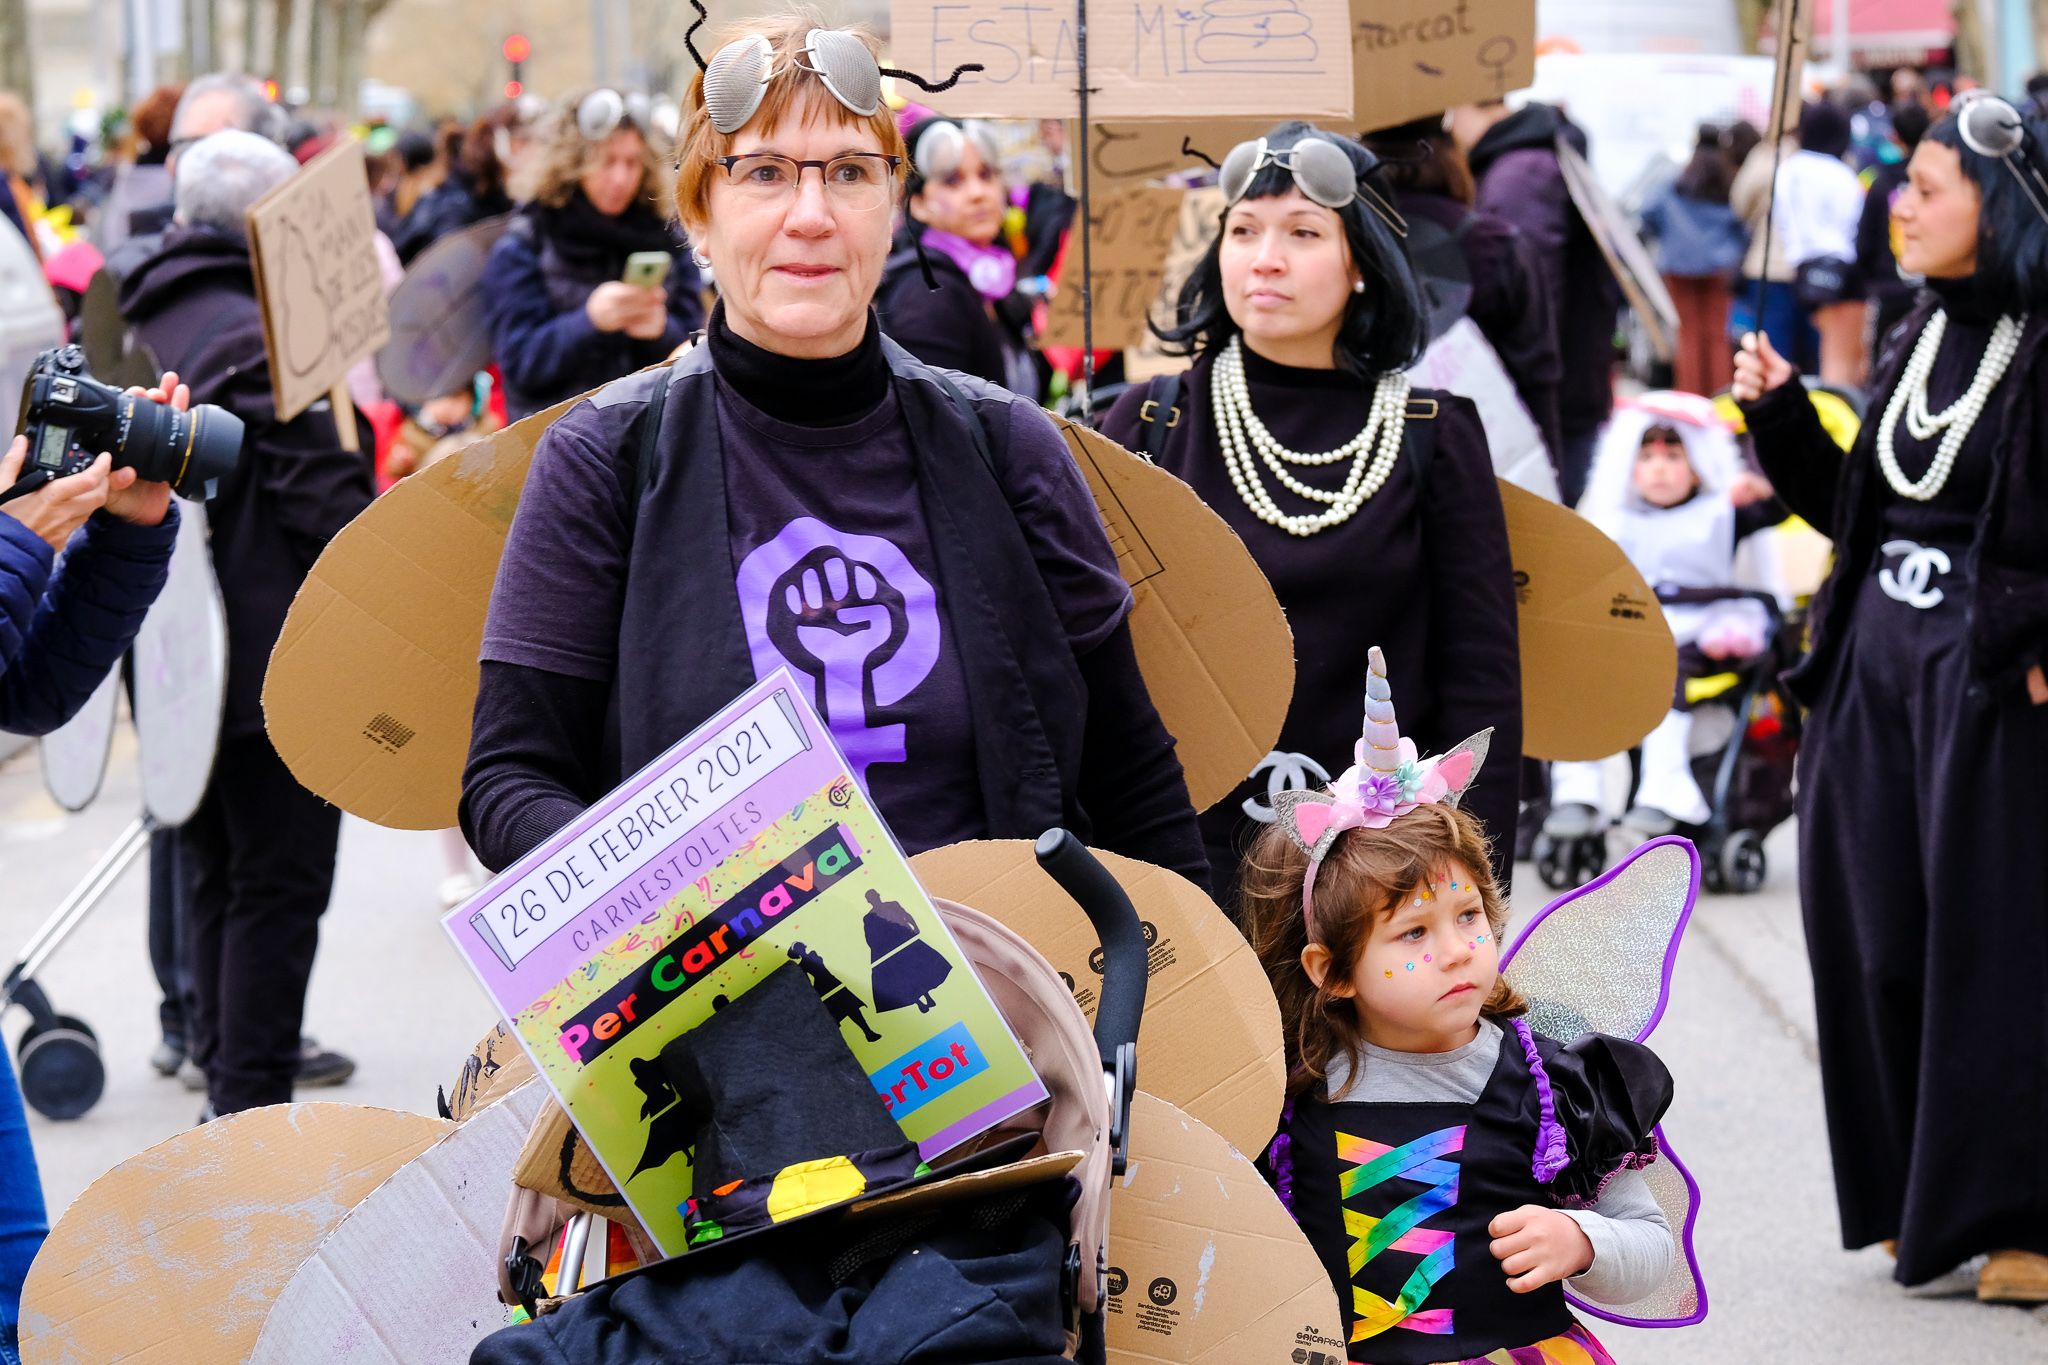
<box><xmin>1041</xmin><ymin>185</ymin><xmax>1182</xmax><ymax>351</ymax></box>
<box><xmin>1557</xmin><ymin>137</ymin><xmax>1679</xmax><ymax>364</ymax></box>
<box><xmin>245</xmin><ymin>138</ymin><xmax>390</xmax><ymax>426</ymax></box>
<box><xmin>264</xmin><ymin>383</ymin><xmax>1290</xmax><ymax>826</ymax></box>
<box><xmin>1345</xmin><ymin>0</ymin><xmax>1534</xmax><ymax>129</ymax></box>
<box><xmin>20</xmin><ymin>1104</ymin><xmax>450</xmax><ymax>1364</ymax></box>
<box><xmin>911</xmin><ymin>839</ymin><xmax>1285</xmax><ymax>1158</ymax></box>
<box><xmin>890</xmin><ymin>0</ymin><xmax>1355</xmax><ymax>121</ymax></box>
<box><xmin>1126</xmin><ymin>185</ymin><xmax>1225</xmax><ymax>384</ymax></box>
<box><xmin>442</xmin><ymin>670</ymin><xmax>1047</xmax><ymax>1256</ymax></box>
<box><xmin>248</xmin><ymin>1083</ymin><xmax>549</xmax><ymax>1364</ymax></box>
<box><xmin>1107</xmin><ymin>1091</ymin><xmax>1344</xmax><ymax>1363</ymax></box>
<box><xmin>1501</xmin><ymin>480</ymin><xmax>1678</xmax><ymax>761</ymax></box>
<box><xmin>1053</xmin><ymin>415</ymin><xmax>1294</xmax><ymax>811</ymax></box>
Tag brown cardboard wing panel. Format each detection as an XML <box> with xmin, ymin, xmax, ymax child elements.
<box><xmin>1107</xmin><ymin>1092</ymin><xmax>1343</xmax><ymax>1364</ymax></box>
<box><xmin>20</xmin><ymin>1104</ymin><xmax>449</xmax><ymax>1364</ymax></box>
<box><xmin>912</xmin><ymin>840</ymin><xmax>1285</xmax><ymax>1159</ymax></box>
<box><xmin>263</xmin><ymin>394</ymin><xmax>577</xmax><ymax>828</ymax></box>
<box><xmin>848</xmin><ymin>1149</ymin><xmax>1085</xmax><ymax>1222</ymax></box>
<box><xmin>512</xmin><ymin>1099</ymin><xmax>629</xmax><ymax>1220</ymax></box>
<box><xmin>249</xmin><ymin>1081</ymin><xmax>551</xmax><ymax>1364</ymax></box>
<box><xmin>1501</xmin><ymin>480</ymin><xmax>1678</xmax><ymax>761</ymax></box>
<box><xmin>1055</xmin><ymin>418</ymin><xmax>1293</xmax><ymax>812</ymax></box>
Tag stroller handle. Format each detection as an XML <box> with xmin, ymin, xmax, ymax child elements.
<box><xmin>1653</xmin><ymin>584</ymin><xmax>1785</xmax><ymax>621</ymax></box>
<box><xmin>1033</xmin><ymin>829</ymin><xmax>1149</xmax><ymax>1066</ymax></box>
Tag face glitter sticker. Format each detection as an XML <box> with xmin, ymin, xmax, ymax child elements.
<box><xmin>1404</xmin><ymin>963</ymin><xmax>1415</xmax><ymax>971</ymax></box>
<box><xmin>1423</xmin><ymin>954</ymin><xmax>1432</xmax><ymax>963</ymax></box>
<box><xmin>1385</xmin><ymin>970</ymin><xmax>1394</xmax><ymax>978</ymax></box>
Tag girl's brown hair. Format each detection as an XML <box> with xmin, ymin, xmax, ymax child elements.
<box><xmin>670</xmin><ymin>8</ymin><xmax>907</xmax><ymax>238</ymax></box>
<box><xmin>1241</xmin><ymin>803</ymin><xmax>1525</xmax><ymax>1099</ymax></box>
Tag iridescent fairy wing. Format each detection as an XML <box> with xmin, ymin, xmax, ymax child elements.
<box><xmin>1500</xmin><ymin>835</ymin><xmax>1699</xmax><ymax>1045</ymax></box>
<box><xmin>1563</xmin><ymin>1127</ymin><xmax>1708</xmax><ymax>1329</ymax></box>
<box><xmin>1501</xmin><ymin>835</ymin><xmax>1707</xmax><ymax>1328</ymax></box>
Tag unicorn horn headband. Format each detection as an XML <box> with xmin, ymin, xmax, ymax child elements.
<box><xmin>1272</xmin><ymin>647</ymin><xmax>1491</xmax><ymax>938</ymax></box>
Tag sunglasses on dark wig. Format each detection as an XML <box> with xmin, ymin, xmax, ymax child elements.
<box><xmin>1197</xmin><ymin>132</ymin><xmax>1408</xmax><ymax>238</ymax></box>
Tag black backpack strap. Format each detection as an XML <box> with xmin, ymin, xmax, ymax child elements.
<box><xmin>931</xmin><ymin>370</ymin><xmax>1000</xmax><ymax>481</ymax></box>
<box><xmin>1136</xmin><ymin>373</ymin><xmax>1182</xmax><ymax>461</ymax></box>
<box><xmin>633</xmin><ymin>363</ymin><xmax>674</xmax><ymax>507</ymax></box>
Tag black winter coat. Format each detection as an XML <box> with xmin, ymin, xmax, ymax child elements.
<box><xmin>0</xmin><ymin>507</ymin><xmax>177</xmax><ymax>735</ymax></box>
<box><xmin>118</xmin><ymin>225</ymin><xmax>377</xmax><ymax>739</ymax></box>
<box><xmin>485</xmin><ymin>196</ymin><xmax>704</xmax><ymax>421</ymax></box>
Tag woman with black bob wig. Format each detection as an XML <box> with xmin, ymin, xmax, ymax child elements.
<box><xmin>1099</xmin><ymin>120</ymin><xmax>1522</xmax><ymax>905</ymax></box>
<box><xmin>1733</xmin><ymin>95</ymin><xmax>2048</xmax><ymax>1302</ymax></box>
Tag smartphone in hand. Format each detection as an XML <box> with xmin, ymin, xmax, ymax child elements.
<box><xmin>622</xmin><ymin>251</ymin><xmax>672</xmax><ymax>289</ymax></box>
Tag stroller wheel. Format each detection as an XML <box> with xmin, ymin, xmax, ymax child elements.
<box><xmin>1720</xmin><ymin>830</ymin><xmax>1768</xmax><ymax>896</ymax></box>
<box><xmin>18</xmin><ymin>1014</ymin><xmax>105</xmax><ymax>1120</ymax></box>
<box><xmin>1533</xmin><ymin>834</ymin><xmax>1571</xmax><ymax>891</ymax></box>
<box><xmin>1567</xmin><ymin>837</ymin><xmax>1607</xmax><ymax>889</ymax></box>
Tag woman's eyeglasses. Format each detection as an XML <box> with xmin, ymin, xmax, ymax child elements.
<box><xmin>709</xmin><ymin>152</ymin><xmax>902</xmax><ymax>212</ymax></box>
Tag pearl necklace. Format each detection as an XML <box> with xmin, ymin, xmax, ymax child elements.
<box><xmin>1875</xmin><ymin>309</ymin><xmax>2026</xmax><ymax>502</ymax></box>
<box><xmin>1211</xmin><ymin>336</ymin><xmax>1409</xmax><ymax>537</ymax></box>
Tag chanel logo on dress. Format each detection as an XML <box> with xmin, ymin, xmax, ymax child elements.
<box><xmin>1877</xmin><ymin>539</ymin><xmax>1952</xmax><ymax>610</ymax></box>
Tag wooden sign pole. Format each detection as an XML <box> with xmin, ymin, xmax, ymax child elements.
<box><xmin>330</xmin><ymin>382</ymin><xmax>359</xmax><ymax>452</ymax></box>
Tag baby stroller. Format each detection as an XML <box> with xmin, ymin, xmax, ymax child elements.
<box><xmin>1535</xmin><ymin>588</ymin><xmax>1801</xmax><ymax>895</ymax></box>
<box><xmin>480</xmin><ymin>828</ymin><xmax>1147</xmax><ymax>1365</ymax></box>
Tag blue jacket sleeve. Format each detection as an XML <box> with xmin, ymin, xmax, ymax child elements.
<box><xmin>0</xmin><ymin>505</ymin><xmax>179</xmax><ymax>736</ymax></box>
<box><xmin>486</xmin><ymin>230</ymin><xmax>604</xmax><ymax>399</ymax></box>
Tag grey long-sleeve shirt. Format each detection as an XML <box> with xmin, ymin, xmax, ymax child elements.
<box><xmin>1324</xmin><ymin>1017</ymin><xmax>1674</xmax><ymax>1306</ymax></box>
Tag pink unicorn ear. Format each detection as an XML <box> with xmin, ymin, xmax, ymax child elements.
<box><xmin>1272</xmin><ymin>788</ymin><xmax>1353</xmax><ymax>864</ymax></box>
<box><xmin>1437</xmin><ymin>729</ymin><xmax>1493</xmax><ymax>809</ymax></box>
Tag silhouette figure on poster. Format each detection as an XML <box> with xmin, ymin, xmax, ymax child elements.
<box><xmin>863</xmin><ymin>888</ymin><xmax>952</xmax><ymax>1014</ymax></box>
<box><xmin>787</xmin><ymin>941</ymin><xmax>884</xmax><ymax>1043</ymax></box>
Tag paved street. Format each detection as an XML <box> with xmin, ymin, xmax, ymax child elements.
<box><xmin>2</xmin><ymin>732</ymin><xmax>2045</xmax><ymax>1361</ymax></box>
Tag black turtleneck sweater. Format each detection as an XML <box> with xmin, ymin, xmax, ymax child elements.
<box><xmin>461</xmin><ymin>310</ymin><xmax>1209</xmax><ymax>886</ymax></box>
<box><xmin>1100</xmin><ymin>345</ymin><xmax>1522</xmax><ymax>902</ymax></box>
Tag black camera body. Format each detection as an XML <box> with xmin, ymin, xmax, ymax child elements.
<box><xmin>15</xmin><ymin>345</ymin><xmax>242</xmax><ymax>500</ymax></box>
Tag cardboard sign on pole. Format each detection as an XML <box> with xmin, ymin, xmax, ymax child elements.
<box><xmin>19</xmin><ymin>1104</ymin><xmax>451</xmax><ymax>1364</ymax></box>
<box><xmin>1041</xmin><ymin>186</ymin><xmax>1182</xmax><ymax>351</ymax></box>
<box><xmin>911</xmin><ymin>840</ymin><xmax>1285</xmax><ymax>1158</ymax></box>
<box><xmin>1764</xmin><ymin>0</ymin><xmax>1815</xmax><ymax>145</ymax></box>
<box><xmin>263</xmin><ymin>387</ymin><xmax>1292</xmax><ymax>826</ymax></box>
<box><xmin>1124</xmin><ymin>185</ymin><xmax>1225</xmax><ymax>384</ymax></box>
<box><xmin>245</xmin><ymin>138</ymin><xmax>390</xmax><ymax>425</ymax></box>
<box><xmin>890</xmin><ymin>0</ymin><xmax>1355</xmax><ymax>122</ymax></box>
<box><xmin>1556</xmin><ymin>137</ymin><xmax>1680</xmax><ymax>364</ymax></box>
<box><xmin>1502</xmin><ymin>480</ymin><xmax>1678</xmax><ymax>761</ymax></box>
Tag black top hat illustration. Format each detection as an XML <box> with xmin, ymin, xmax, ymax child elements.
<box><xmin>662</xmin><ymin>961</ymin><xmax>929</xmax><ymax>1251</ymax></box>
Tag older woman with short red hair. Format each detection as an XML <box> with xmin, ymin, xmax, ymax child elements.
<box><xmin>461</xmin><ymin>10</ymin><xmax>1206</xmax><ymax>887</ymax></box>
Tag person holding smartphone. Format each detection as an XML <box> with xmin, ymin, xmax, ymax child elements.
<box><xmin>485</xmin><ymin>88</ymin><xmax>704</xmax><ymax>420</ymax></box>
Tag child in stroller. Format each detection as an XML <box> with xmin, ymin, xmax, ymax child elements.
<box><xmin>1539</xmin><ymin>394</ymin><xmax>1795</xmax><ymax>889</ymax></box>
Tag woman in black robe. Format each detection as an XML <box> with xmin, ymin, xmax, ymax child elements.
<box><xmin>1734</xmin><ymin>102</ymin><xmax>2048</xmax><ymax>1301</ymax></box>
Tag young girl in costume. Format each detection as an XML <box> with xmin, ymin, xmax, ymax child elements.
<box><xmin>1548</xmin><ymin>392</ymin><xmax>1785</xmax><ymax>836</ymax></box>
<box><xmin>1250</xmin><ymin>647</ymin><xmax>1705</xmax><ymax>1363</ymax></box>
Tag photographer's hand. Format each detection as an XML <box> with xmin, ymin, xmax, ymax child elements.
<box><xmin>0</xmin><ymin>437</ymin><xmax>113</xmax><ymax>551</ymax></box>
<box><xmin>104</xmin><ymin>370</ymin><xmax>188</xmax><ymax>527</ymax></box>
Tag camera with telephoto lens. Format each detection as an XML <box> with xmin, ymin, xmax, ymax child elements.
<box><xmin>14</xmin><ymin>345</ymin><xmax>243</xmax><ymax>500</ymax></box>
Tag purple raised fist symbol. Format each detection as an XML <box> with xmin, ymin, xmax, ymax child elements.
<box><xmin>737</xmin><ymin>518</ymin><xmax>941</xmax><ymax>786</ymax></box>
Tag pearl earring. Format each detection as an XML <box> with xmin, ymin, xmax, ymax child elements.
<box><xmin>692</xmin><ymin>248</ymin><xmax>711</xmax><ymax>269</ymax></box>
<box><xmin>1352</xmin><ymin>279</ymin><xmax>1365</xmax><ymax>294</ymax></box>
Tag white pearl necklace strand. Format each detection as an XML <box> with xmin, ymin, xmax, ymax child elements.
<box><xmin>1875</xmin><ymin>309</ymin><xmax>2026</xmax><ymax>502</ymax></box>
<box><xmin>1211</xmin><ymin>335</ymin><xmax>1410</xmax><ymax>537</ymax></box>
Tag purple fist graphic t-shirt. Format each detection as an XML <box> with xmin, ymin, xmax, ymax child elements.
<box><xmin>479</xmin><ymin>372</ymin><xmax>1133</xmax><ymax>854</ymax></box>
